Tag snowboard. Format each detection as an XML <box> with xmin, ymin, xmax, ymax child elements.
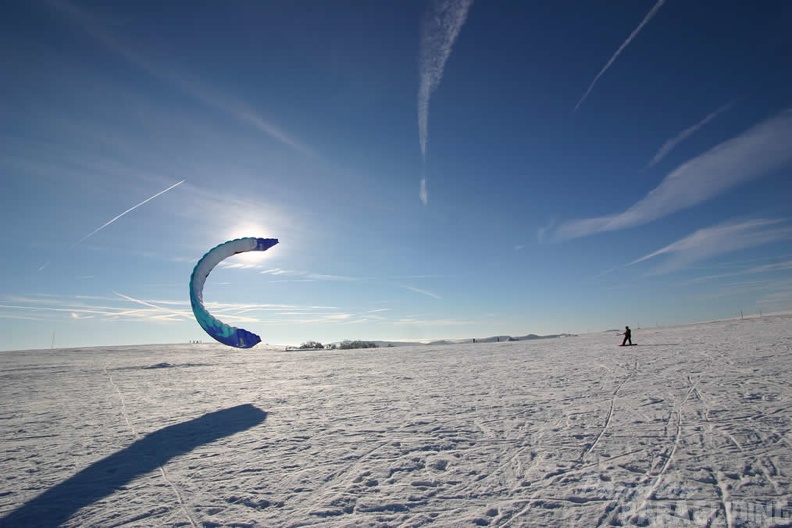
<box><xmin>619</xmin><ymin>343</ymin><xmax>637</xmax><ymax>346</ymax></box>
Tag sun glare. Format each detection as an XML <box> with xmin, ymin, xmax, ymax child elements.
<box><xmin>223</xmin><ymin>223</ymin><xmax>281</xmax><ymax>266</ymax></box>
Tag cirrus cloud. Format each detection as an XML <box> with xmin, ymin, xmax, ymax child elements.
<box><xmin>628</xmin><ymin>219</ymin><xmax>792</xmax><ymax>275</ymax></box>
<box><xmin>555</xmin><ymin>109</ymin><xmax>792</xmax><ymax>240</ymax></box>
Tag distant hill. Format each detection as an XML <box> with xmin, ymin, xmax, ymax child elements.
<box><xmin>340</xmin><ymin>333</ymin><xmax>574</xmax><ymax>349</ymax></box>
<box><xmin>453</xmin><ymin>333</ymin><xmax>573</xmax><ymax>344</ymax></box>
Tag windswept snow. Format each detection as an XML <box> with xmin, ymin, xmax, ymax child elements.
<box><xmin>1</xmin><ymin>315</ymin><xmax>791</xmax><ymax>527</ymax></box>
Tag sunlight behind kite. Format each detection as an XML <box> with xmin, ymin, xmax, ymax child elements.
<box><xmin>189</xmin><ymin>237</ymin><xmax>279</xmax><ymax>348</ymax></box>
<box><xmin>223</xmin><ymin>222</ymin><xmax>277</xmax><ymax>267</ymax></box>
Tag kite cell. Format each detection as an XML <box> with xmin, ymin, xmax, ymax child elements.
<box><xmin>189</xmin><ymin>237</ymin><xmax>279</xmax><ymax>348</ymax></box>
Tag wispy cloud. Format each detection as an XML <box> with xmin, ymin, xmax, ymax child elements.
<box><xmin>418</xmin><ymin>0</ymin><xmax>475</xmax><ymax>204</ymax></box>
<box><xmin>258</xmin><ymin>268</ymin><xmax>360</xmax><ymax>282</ymax></box>
<box><xmin>72</xmin><ymin>179</ymin><xmax>184</xmax><ymax>247</ymax></box>
<box><xmin>756</xmin><ymin>285</ymin><xmax>792</xmax><ymax>310</ymax></box>
<box><xmin>0</xmin><ymin>296</ymin><xmax>164</xmax><ymax>322</ymax></box>
<box><xmin>679</xmin><ymin>277</ymin><xmax>792</xmax><ymax>310</ymax></box>
<box><xmin>645</xmin><ymin>101</ymin><xmax>733</xmax><ymax>170</ymax></box>
<box><xmin>0</xmin><ymin>293</ymin><xmax>344</xmax><ymax>325</ymax></box>
<box><xmin>403</xmin><ymin>286</ymin><xmax>442</xmax><ymax>300</ymax></box>
<box><xmin>256</xmin><ymin>267</ymin><xmax>453</xmax><ymax>287</ymax></box>
<box><xmin>395</xmin><ymin>315</ymin><xmax>479</xmax><ymax>327</ymax></box>
<box><xmin>685</xmin><ymin>257</ymin><xmax>792</xmax><ymax>284</ymax></box>
<box><xmin>555</xmin><ymin>109</ymin><xmax>792</xmax><ymax>240</ymax></box>
<box><xmin>258</xmin><ymin>269</ymin><xmax>444</xmax><ymax>300</ymax></box>
<box><xmin>746</xmin><ymin>260</ymin><xmax>792</xmax><ymax>274</ymax></box>
<box><xmin>628</xmin><ymin>219</ymin><xmax>792</xmax><ymax>274</ymax></box>
<box><xmin>420</xmin><ymin>175</ymin><xmax>429</xmax><ymax>206</ymax></box>
<box><xmin>113</xmin><ymin>291</ymin><xmax>192</xmax><ymax>321</ymax></box>
<box><xmin>574</xmin><ymin>0</ymin><xmax>666</xmax><ymax>113</ymax></box>
<box><xmin>46</xmin><ymin>0</ymin><xmax>313</xmax><ymax>157</ymax></box>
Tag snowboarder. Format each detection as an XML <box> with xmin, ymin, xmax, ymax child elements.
<box><xmin>621</xmin><ymin>326</ymin><xmax>632</xmax><ymax>346</ymax></box>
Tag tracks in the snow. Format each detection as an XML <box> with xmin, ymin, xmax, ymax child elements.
<box><xmin>103</xmin><ymin>365</ymin><xmax>198</xmax><ymax>528</ymax></box>
<box><xmin>582</xmin><ymin>359</ymin><xmax>638</xmax><ymax>462</ymax></box>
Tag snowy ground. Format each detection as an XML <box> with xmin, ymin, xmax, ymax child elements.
<box><xmin>1</xmin><ymin>315</ymin><xmax>791</xmax><ymax>527</ymax></box>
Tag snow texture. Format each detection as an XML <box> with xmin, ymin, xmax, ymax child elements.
<box><xmin>1</xmin><ymin>315</ymin><xmax>791</xmax><ymax>527</ymax></box>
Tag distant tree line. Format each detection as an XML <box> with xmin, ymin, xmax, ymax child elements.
<box><xmin>330</xmin><ymin>340</ymin><xmax>379</xmax><ymax>350</ymax></box>
<box><xmin>298</xmin><ymin>341</ymin><xmax>325</xmax><ymax>350</ymax></box>
<box><xmin>287</xmin><ymin>340</ymin><xmax>379</xmax><ymax>351</ymax></box>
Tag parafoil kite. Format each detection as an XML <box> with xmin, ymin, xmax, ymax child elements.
<box><xmin>189</xmin><ymin>237</ymin><xmax>278</xmax><ymax>348</ymax></box>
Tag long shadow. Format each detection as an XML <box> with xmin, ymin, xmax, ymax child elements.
<box><xmin>0</xmin><ymin>404</ymin><xmax>267</xmax><ymax>527</ymax></box>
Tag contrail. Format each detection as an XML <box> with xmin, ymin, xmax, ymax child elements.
<box><xmin>419</xmin><ymin>167</ymin><xmax>429</xmax><ymax>206</ymax></box>
<box><xmin>645</xmin><ymin>101</ymin><xmax>733</xmax><ymax>169</ymax></box>
<box><xmin>72</xmin><ymin>180</ymin><xmax>185</xmax><ymax>247</ymax></box>
<box><xmin>574</xmin><ymin>0</ymin><xmax>666</xmax><ymax>113</ymax></box>
<box><xmin>114</xmin><ymin>291</ymin><xmax>192</xmax><ymax>319</ymax></box>
<box><xmin>418</xmin><ymin>0</ymin><xmax>475</xmax><ymax>204</ymax></box>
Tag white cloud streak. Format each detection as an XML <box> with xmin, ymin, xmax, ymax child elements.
<box><xmin>0</xmin><ymin>293</ymin><xmax>343</xmax><ymax>325</ymax></box>
<box><xmin>418</xmin><ymin>0</ymin><xmax>475</xmax><ymax>204</ymax></box>
<box><xmin>258</xmin><ymin>269</ymin><xmax>443</xmax><ymax>300</ymax></box>
<box><xmin>72</xmin><ymin>180</ymin><xmax>185</xmax><ymax>247</ymax></box>
<box><xmin>258</xmin><ymin>268</ymin><xmax>360</xmax><ymax>282</ymax></box>
<box><xmin>756</xmin><ymin>286</ymin><xmax>792</xmax><ymax>309</ymax></box>
<box><xmin>403</xmin><ymin>286</ymin><xmax>442</xmax><ymax>300</ymax></box>
<box><xmin>645</xmin><ymin>101</ymin><xmax>734</xmax><ymax>170</ymax></box>
<box><xmin>747</xmin><ymin>260</ymin><xmax>792</xmax><ymax>274</ymax></box>
<box><xmin>46</xmin><ymin>0</ymin><xmax>313</xmax><ymax>157</ymax></box>
<box><xmin>394</xmin><ymin>316</ymin><xmax>476</xmax><ymax>327</ymax></box>
<box><xmin>555</xmin><ymin>109</ymin><xmax>792</xmax><ymax>240</ymax></box>
<box><xmin>113</xmin><ymin>291</ymin><xmax>192</xmax><ymax>320</ymax></box>
<box><xmin>628</xmin><ymin>219</ymin><xmax>792</xmax><ymax>274</ymax></box>
<box><xmin>420</xmin><ymin>177</ymin><xmax>429</xmax><ymax>207</ymax></box>
<box><xmin>683</xmin><ymin>258</ymin><xmax>792</xmax><ymax>284</ymax></box>
<box><xmin>574</xmin><ymin>0</ymin><xmax>666</xmax><ymax>113</ymax></box>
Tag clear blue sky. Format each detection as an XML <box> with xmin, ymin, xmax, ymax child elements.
<box><xmin>2</xmin><ymin>0</ymin><xmax>792</xmax><ymax>351</ymax></box>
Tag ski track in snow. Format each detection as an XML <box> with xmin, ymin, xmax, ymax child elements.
<box><xmin>1</xmin><ymin>315</ymin><xmax>791</xmax><ymax>527</ymax></box>
<box><xmin>103</xmin><ymin>364</ymin><xmax>198</xmax><ymax>528</ymax></box>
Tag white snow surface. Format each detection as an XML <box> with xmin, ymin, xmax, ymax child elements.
<box><xmin>1</xmin><ymin>315</ymin><xmax>791</xmax><ymax>527</ymax></box>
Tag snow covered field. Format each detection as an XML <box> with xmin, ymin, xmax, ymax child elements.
<box><xmin>1</xmin><ymin>315</ymin><xmax>791</xmax><ymax>527</ymax></box>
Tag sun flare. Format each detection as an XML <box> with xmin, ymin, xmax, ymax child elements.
<box><xmin>223</xmin><ymin>223</ymin><xmax>280</xmax><ymax>266</ymax></box>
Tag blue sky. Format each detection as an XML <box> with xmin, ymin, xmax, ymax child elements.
<box><xmin>2</xmin><ymin>0</ymin><xmax>792</xmax><ymax>351</ymax></box>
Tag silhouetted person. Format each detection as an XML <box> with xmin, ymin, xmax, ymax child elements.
<box><xmin>621</xmin><ymin>326</ymin><xmax>632</xmax><ymax>346</ymax></box>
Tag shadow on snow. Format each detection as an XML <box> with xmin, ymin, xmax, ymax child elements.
<box><xmin>0</xmin><ymin>404</ymin><xmax>267</xmax><ymax>528</ymax></box>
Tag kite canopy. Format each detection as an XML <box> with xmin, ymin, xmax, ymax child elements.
<box><xmin>189</xmin><ymin>237</ymin><xmax>278</xmax><ymax>348</ymax></box>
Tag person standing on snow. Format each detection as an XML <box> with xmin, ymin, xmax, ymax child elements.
<box><xmin>621</xmin><ymin>326</ymin><xmax>632</xmax><ymax>346</ymax></box>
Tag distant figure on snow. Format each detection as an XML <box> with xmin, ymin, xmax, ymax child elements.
<box><xmin>621</xmin><ymin>326</ymin><xmax>632</xmax><ymax>346</ymax></box>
